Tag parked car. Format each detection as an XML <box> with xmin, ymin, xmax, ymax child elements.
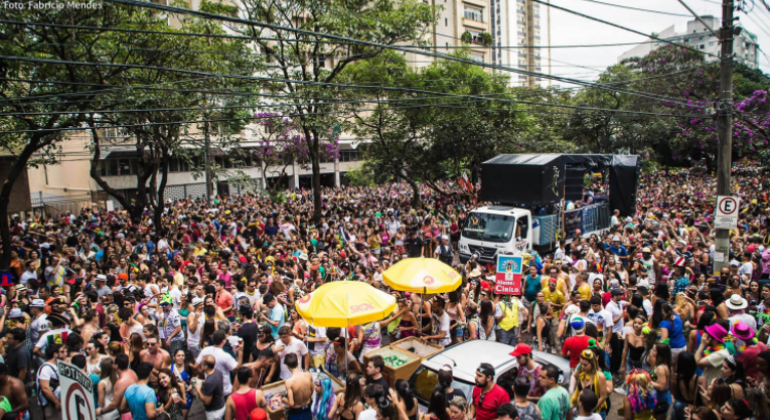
<box><xmin>407</xmin><ymin>340</ymin><xmax>571</xmax><ymax>411</ymax></box>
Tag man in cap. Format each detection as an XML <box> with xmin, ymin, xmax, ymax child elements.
<box><xmin>608</xmin><ymin>236</ymin><xmax>628</xmax><ymax>266</ymax></box>
<box><xmin>674</xmin><ymin>239</ymin><xmax>694</xmax><ymax>265</ymax></box>
<box><xmin>187</xmin><ymin>297</ymin><xmax>206</xmax><ymax>359</ymax></box>
<box><xmin>434</xmin><ymin>235</ymin><xmax>453</xmax><ymax>265</ymax></box>
<box><xmin>471</xmin><ymin>363</ymin><xmax>510</xmax><ymax>420</ymax></box>
<box><xmin>510</xmin><ymin>344</ymin><xmax>544</xmax><ymax>400</ymax></box>
<box><xmin>562</xmin><ymin>317</ymin><xmax>590</xmax><ymax>374</ymax></box>
<box><xmin>639</xmin><ymin>247</ymin><xmax>659</xmax><ymax>285</ymax></box>
<box><xmin>158</xmin><ymin>294</ymin><xmax>185</xmax><ymax>354</ymax></box>
<box><xmin>606</xmin><ymin>289</ymin><xmax>625</xmax><ymax>377</ymax></box>
<box><xmin>28</xmin><ymin>299</ymin><xmax>49</xmax><ymax>349</ymax></box>
<box><xmin>95</xmin><ymin>274</ymin><xmax>111</xmax><ymax>299</ymax></box>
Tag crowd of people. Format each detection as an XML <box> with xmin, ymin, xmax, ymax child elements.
<box><xmin>1</xmin><ymin>165</ymin><xmax>770</xmax><ymax>420</ymax></box>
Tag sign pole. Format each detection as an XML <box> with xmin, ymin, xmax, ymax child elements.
<box><xmin>714</xmin><ymin>0</ymin><xmax>734</xmax><ymax>275</ymax></box>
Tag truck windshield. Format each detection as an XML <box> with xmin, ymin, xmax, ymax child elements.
<box><xmin>462</xmin><ymin>212</ymin><xmax>515</xmax><ymax>243</ymax></box>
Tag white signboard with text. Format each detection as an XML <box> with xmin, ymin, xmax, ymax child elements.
<box><xmin>715</xmin><ymin>195</ymin><xmax>740</xmax><ymax>230</ymax></box>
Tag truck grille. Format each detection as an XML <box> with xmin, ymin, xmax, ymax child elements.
<box><xmin>468</xmin><ymin>245</ymin><xmax>497</xmax><ymax>259</ymax></box>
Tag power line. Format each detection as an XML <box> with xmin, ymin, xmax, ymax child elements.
<box><xmin>0</xmin><ymin>54</ymin><xmax>711</xmax><ymax>117</ymax></box>
<box><xmin>534</xmin><ymin>0</ymin><xmax>718</xmax><ymax>58</ymax></box>
<box><xmin>573</xmin><ymin>0</ymin><xmax>692</xmax><ymax>17</ymax></box>
<box><xmin>93</xmin><ymin>0</ymin><xmax>709</xmax><ymax>108</ymax></box>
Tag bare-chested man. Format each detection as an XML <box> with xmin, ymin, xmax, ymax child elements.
<box><xmin>96</xmin><ymin>353</ymin><xmax>137</xmax><ymax>418</ymax></box>
<box><xmin>282</xmin><ymin>353</ymin><xmax>314</xmax><ymax>420</ymax></box>
<box><xmin>0</xmin><ymin>361</ymin><xmax>28</xmax><ymax>417</ymax></box>
<box><xmin>140</xmin><ymin>334</ymin><xmax>171</xmax><ymax>384</ymax></box>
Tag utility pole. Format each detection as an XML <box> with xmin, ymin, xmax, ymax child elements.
<box><xmin>202</xmin><ymin>94</ymin><xmax>213</xmax><ymax>203</ymax></box>
<box><xmin>525</xmin><ymin>0</ymin><xmax>536</xmax><ymax>88</ymax></box>
<box><xmin>714</xmin><ymin>0</ymin><xmax>734</xmax><ymax>274</ymax></box>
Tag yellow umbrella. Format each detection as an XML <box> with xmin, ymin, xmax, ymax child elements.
<box><xmin>295</xmin><ymin>280</ymin><xmax>397</xmax><ymax>328</ymax></box>
<box><xmin>382</xmin><ymin>257</ymin><xmax>462</xmax><ymax>294</ymax></box>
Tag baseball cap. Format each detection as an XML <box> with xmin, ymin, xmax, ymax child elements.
<box><xmin>611</xmin><ymin>288</ymin><xmax>624</xmax><ymax>296</ymax></box>
<box><xmin>570</xmin><ymin>317</ymin><xmax>585</xmax><ymax>332</ymax></box>
<box><xmin>642</xmin><ymin>247</ymin><xmax>651</xmax><ymax>253</ymax></box>
<box><xmin>96</xmin><ymin>274</ymin><xmax>107</xmax><ymax>282</ymax></box>
<box><xmin>612</xmin><ymin>236</ymin><xmax>620</xmax><ymax>241</ymax></box>
<box><xmin>192</xmin><ymin>297</ymin><xmax>205</xmax><ymax>306</ymax></box>
<box><xmin>250</xmin><ymin>408</ymin><xmax>268</xmax><ymax>420</ymax></box>
<box><xmin>509</xmin><ymin>344</ymin><xmax>532</xmax><ymax>358</ymax></box>
<box><xmin>730</xmin><ymin>260</ymin><xmax>741</xmax><ymax>267</ymax></box>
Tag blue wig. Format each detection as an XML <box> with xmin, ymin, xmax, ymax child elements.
<box><xmin>313</xmin><ymin>373</ymin><xmax>336</xmax><ymax>420</ymax></box>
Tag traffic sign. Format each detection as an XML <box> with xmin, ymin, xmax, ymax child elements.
<box><xmin>715</xmin><ymin>195</ymin><xmax>740</xmax><ymax>230</ymax></box>
<box><xmin>495</xmin><ymin>255</ymin><xmax>522</xmax><ymax>295</ymax></box>
<box><xmin>58</xmin><ymin>361</ymin><xmax>96</xmax><ymax>420</ymax></box>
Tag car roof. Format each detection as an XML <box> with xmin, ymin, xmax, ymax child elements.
<box><xmin>422</xmin><ymin>341</ymin><xmax>517</xmax><ymax>383</ymax></box>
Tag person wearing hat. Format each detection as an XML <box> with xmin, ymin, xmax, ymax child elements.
<box><xmin>510</xmin><ymin>344</ymin><xmax>545</xmax><ymax>399</ymax></box>
<box><xmin>187</xmin><ymin>297</ymin><xmax>207</xmax><ymax>359</ymax></box>
<box><xmin>95</xmin><ymin>274</ymin><xmax>112</xmax><ymax>299</ymax></box>
<box><xmin>33</xmin><ymin>312</ymin><xmax>72</xmax><ymax>360</ymax></box>
<box><xmin>608</xmin><ymin>235</ymin><xmax>629</xmax><ymax>267</ymax></box>
<box><xmin>732</xmin><ymin>321</ymin><xmax>766</xmax><ymax>380</ymax></box>
<box><xmin>605</xmin><ymin>289</ymin><xmax>625</xmax><ymax>376</ymax></box>
<box><xmin>434</xmin><ymin>235</ymin><xmax>453</xmax><ymax>265</ymax></box>
<box><xmin>639</xmin><ymin>246</ymin><xmax>659</xmax><ymax>285</ymax></box>
<box><xmin>695</xmin><ymin>322</ymin><xmax>730</xmax><ymax>389</ymax></box>
<box><xmin>158</xmin><ymin>294</ymin><xmax>186</xmax><ymax>355</ymax></box>
<box><xmin>29</xmin><ymin>299</ymin><xmax>49</xmax><ymax>348</ymax></box>
<box><xmin>726</xmin><ymin>294</ymin><xmax>757</xmax><ymax>331</ymax></box>
<box><xmin>562</xmin><ymin>317</ymin><xmax>590</xmax><ymax>373</ymax></box>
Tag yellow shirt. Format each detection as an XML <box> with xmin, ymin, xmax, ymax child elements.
<box><xmin>577</xmin><ymin>283</ymin><xmax>592</xmax><ymax>301</ymax></box>
<box><xmin>541</xmin><ymin>287</ymin><xmax>565</xmax><ymax>317</ymax></box>
<box><xmin>541</xmin><ymin>277</ymin><xmax>567</xmax><ymax>295</ymax></box>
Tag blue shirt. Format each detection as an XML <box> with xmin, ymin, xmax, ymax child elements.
<box><xmin>89</xmin><ymin>374</ymin><xmax>100</xmax><ymax>407</ymax></box>
<box><xmin>269</xmin><ymin>304</ymin><xmax>285</xmax><ymax>339</ymax></box>
<box><xmin>673</xmin><ymin>275</ymin><xmax>690</xmax><ymax>296</ymax></box>
<box><xmin>609</xmin><ymin>245</ymin><xmax>628</xmax><ymax>263</ymax></box>
<box><xmin>660</xmin><ymin>314</ymin><xmax>686</xmax><ymax>349</ymax></box>
<box><xmin>124</xmin><ymin>384</ymin><xmax>156</xmax><ymax>420</ymax></box>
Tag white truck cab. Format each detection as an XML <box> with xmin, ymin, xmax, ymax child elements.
<box><xmin>458</xmin><ymin>206</ymin><xmax>534</xmax><ymax>264</ymax></box>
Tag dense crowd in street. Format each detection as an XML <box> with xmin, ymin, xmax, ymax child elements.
<box><xmin>2</xmin><ymin>164</ymin><xmax>770</xmax><ymax>420</ymax></box>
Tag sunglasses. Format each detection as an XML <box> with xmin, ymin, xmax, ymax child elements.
<box><xmin>147</xmin><ymin>341</ymin><xmax>158</xmax><ymax>346</ymax></box>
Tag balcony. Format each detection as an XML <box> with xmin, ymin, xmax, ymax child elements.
<box><xmin>463</xmin><ymin>18</ymin><xmax>488</xmax><ymax>30</ymax></box>
<box><xmin>463</xmin><ymin>0</ymin><xmax>488</xmax><ymax>8</ymax></box>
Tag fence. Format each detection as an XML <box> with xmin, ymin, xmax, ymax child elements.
<box><xmin>30</xmin><ymin>193</ymin><xmax>95</xmax><ymax>218</ymax></box>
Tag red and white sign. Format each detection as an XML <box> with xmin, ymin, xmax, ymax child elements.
<box><xmin>495</xmin><ymin>255</ymin><xmax>523</xmax><ymax>295</ymax></box>
<box><xmin>715</xmin><ymin>195</ymin><xmax>740</xmax><ymax>230</ymax></box>
<box><xmin>58</xmin><ymin>361</ymin><xmax>96</xmax><ymax>420</ymax></box>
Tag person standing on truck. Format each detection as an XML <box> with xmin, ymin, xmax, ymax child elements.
<box><xmin>434</xmin><ymin>236</ymin><xmax>454</xmax><ymax>265</ymax></box>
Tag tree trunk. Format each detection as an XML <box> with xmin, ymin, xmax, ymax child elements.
<box><xmin>311</xmin><ymin>149</ymin><xmax>322</xmax><ymax>221</ymax></box>
<box><xmin>396</xmin><ymin>173</ymin><xmax>422</xmax><ymax>209</ymax></box>
<box><xmin>153</xmin><ymin>151</ymin><xmax>170</xmax><ymax>236</ymax></box>
<box><xmin>0</xmin><ymin>136</ymin><xmax>42</xmax><ymax>269</ymax></box>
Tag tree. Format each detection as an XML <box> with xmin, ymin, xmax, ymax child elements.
<box><xmin>249</xmin><ymin>111</ymin><xmax>339</xmax><ymax>198</ymax></box>
<box><xmin>345</xmin><ymin>51</ymin><xmax>530</xmax><ymax>203</ymax></box>
<box><xmin>85</xmin><ymin>1</ymin><xmax>260</xmax><ymax>232</ymax></box>
<box><xmin>237</xmin><ymin>0</ymin><xmax>437</xmax><ymax>220</ymax></box>
<box><xmin>0</xmin><ymin>2</ymin><xmax>184</xmax><ymax>268</ymax></box>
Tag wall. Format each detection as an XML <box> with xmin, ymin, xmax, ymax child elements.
<box><xmin>26</xmin><ymin>132</ymin><xmax>94</xmax><ymax>198</ymax></box>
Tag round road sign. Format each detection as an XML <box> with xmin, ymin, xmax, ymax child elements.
<box><xmin>719</xmin><ymin>197</ymin><xmax>738</xmax><ymax>215</ymax></box>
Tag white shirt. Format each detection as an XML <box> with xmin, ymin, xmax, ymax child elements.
<box><xmin>740</xmin><ymin>262</ymin><xmax>753</xmax><ymax>279</ymax></box>
<box><xmin>186</xmin><ymin>313</ymin><xmax>205</xmax><ymax>348</ymax></box>
<box><xmin>434</xmin><ymin>311</ymin><xmax>451</xmax><ymax>347</ymax></box>
<box><xmin>358</xmin><ymin>409</ymin><xmax>377</xmax><ymax>420</ymax></box>
<box><xmin>276</xmin><ymin>337</ymin><xmax>309</xmax><ymax>380</ymax></box>
<box><xmin>605</xmin><ymin>300</ymin><xmax>625</xmax><ymax>333</ymax></box>
<box><xmin>29</xmin><ymin>313</ymin><xmax>49</xmax><ymax>346</ymax></box>
<box><xmin>196</xmin><ymin>346</ymin><xmax>238</xmax><ymax>395</ymax></box>
<box><xmin>35</xmin><ymin>328</ymin><xmax>73</xmax><ymax>354</ymax></box>
<box><xmin>587</xmin><ymin>309</ymin><xmax>613</xmax><ymax>334</ymax></box>
<box><xmin>20</xmin><ymin>270</ymin><xmax>37</xmax><ymax>285</ymax></box>
<box><xmin>642</xmin><ymin>299</ymin><xmax>653</xmax><ymax>317</ymax></box>
<box><xmin>729</xmin><ymin>312</ymin><xmax>757</xmax><ymax>332</ymax></box>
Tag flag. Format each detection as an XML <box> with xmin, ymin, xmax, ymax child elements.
<box><xmin>462</xmin><ymin>172</ymin><xmax>474</xmax><ymax>191</ymax></box>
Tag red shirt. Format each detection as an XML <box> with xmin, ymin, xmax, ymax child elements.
<box><xmin>472</xmin><ymin>384</ymin><xmax>510</xmax><ymax>420</ymax></box>
<box><xmin>562</xmin><ymin>334</ymin><xmax>591</xmax><ymax>368</ymax></box>
<box><xmin>216</xmin><ymin>290</ymin><xmax>234</xmax><ymax>317</ymax></box>
<box><xmin>738</xmin><ymin>341</ymin><xmax>767</xmax><ymax>380</ymax></box>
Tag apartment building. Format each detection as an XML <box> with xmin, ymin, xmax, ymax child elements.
<box><xmin>619</xmin><ymin>16</ymin><xmax>759</xmax><ymax>69</ymax></box>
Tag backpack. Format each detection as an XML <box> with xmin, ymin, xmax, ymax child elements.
<box><xmin>36</xmin><ymin>363</ymin><xmax>59</xmax><ymax>407</ymax></box>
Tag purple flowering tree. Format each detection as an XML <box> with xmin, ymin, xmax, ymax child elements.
<box><xmin>251</xmin><ymin>112</ymin><xmax>339</xmax><ymax>197</ymax></box>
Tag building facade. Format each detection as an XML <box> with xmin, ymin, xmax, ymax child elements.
<box><xmin>619</xmin><ymin>16</ymin><xmax>759</xmax><ymax>69</ymax></box>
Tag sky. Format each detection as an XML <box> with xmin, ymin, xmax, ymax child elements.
<box><xmin>541</xmin><ymin>0</ymin><xmax>770</xmax><ymax>87</ymax></box>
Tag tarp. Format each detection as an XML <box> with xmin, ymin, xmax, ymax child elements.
<box><xmin>480</xmin><ymin>154</ymin><xmax>640</xmax><ymax>216</ymax></box>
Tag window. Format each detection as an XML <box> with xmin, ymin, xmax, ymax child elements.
<box><xmin>709</xmin><ymin>42</ymin><xmax>714</xmax><ymax>46</ymax></box>
<box><xmin>700</xmin><ymin>44</ymin><xmax>705</xmax><ymax>49</ymax></box>
<box><xmin>445</xmin><ymin>18</ymin><xmax>448</xmax><ymax>26</ymax></box>
<box><xmin>467</xmin><ymin>30</ymin><xmax>483</xmax><ymax>44</ymax></box>
<box><xmin>516</xmin><ymin>215</ymin><xmax>529</xmax><ymax>239</ymax></box>
<box><xmin>339</xmin><ymin>149</ymin><xmax>362</xmax><ymax>162</ymax></box>
<box><xmin>471</xmin><ymin>53</ymin><xmax>484</xmax><ymax>63</ymax></box>
<box><xmin>464</xmin><ymin>5</ymin><xmax>483</xmax><ymax>22</ymax></box>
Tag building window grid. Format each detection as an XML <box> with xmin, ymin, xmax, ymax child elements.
<box><xmin>464</xmin><ymin>6</ymin><xmax>484</xmax><ymax>23</ymax></box>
